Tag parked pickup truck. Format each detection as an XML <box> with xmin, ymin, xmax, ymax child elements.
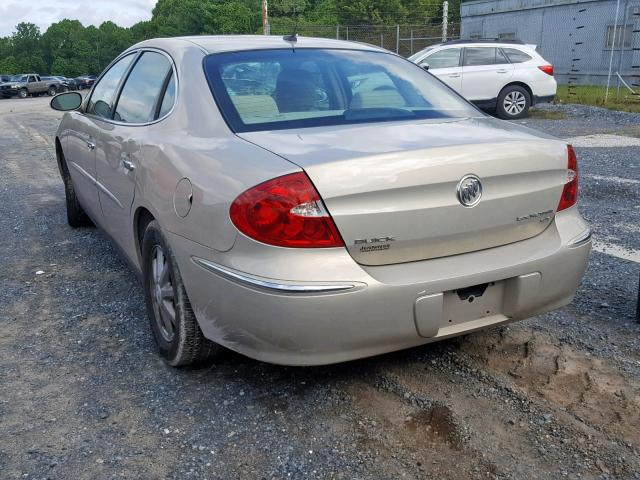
<box><xmin>0</xmin><ymin>74</ymin><xmax>62</xmax><ymax>99</ymax></box>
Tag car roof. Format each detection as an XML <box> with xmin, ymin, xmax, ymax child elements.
<box><xmin>427</xmin><ymin>40</ymin><xmax>536</xmax><ymax>50</ymax></box>
<box><xmin>130</xmin><ymin>35</ymin><xmax>387</xmax><ymax>55</ymax></box>
<box><xmin>442</xmin><ymin>39</ymin><xmax>526</xmax><ymax>46</ymax></box>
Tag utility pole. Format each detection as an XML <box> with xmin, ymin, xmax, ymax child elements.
<box><xmin>262</xmin><ymin>0</ymin><xmax>270</xmax><ymax>35</ymax></box>
<box><xmin>442</xmin><ymin>1</ymin><xmax>449</xmax><ymax>43</ymax></box>
<box><xmin>605</xmin><ymin>0</ymin><xmax>621</xmax><ymax>102</ymax></box>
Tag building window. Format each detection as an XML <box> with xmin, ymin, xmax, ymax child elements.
<box><xmin>498</xmin><ymin>32</ymin><xmax>516</xmax><ymax>40</ymax></box>
<box><xmin>606</xmin><ymin>25</ymin><xmax>632</xmax><ymax>49</ymax></box>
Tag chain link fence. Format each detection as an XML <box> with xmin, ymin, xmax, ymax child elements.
<box><xmin>461</xmin><ymin>0</ymin><xmax>640</xmax><ymax>106</ymax></box>
<box><xmin>269</xmin><ymin>23</ymin><xmax>460</xmax><ymax>57</ymax></box>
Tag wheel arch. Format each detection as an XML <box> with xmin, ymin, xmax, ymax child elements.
<box><xmin>499</xmin><ymin>81</ymin><xmax>533</xmax><ymax>101</ymax></box>
<box><xmin>134</xmin><ymin>206</ymin><xmax>156</xmax><ymax>266</ymax></box>
<box><xmin>54</xmin><ymin>136</ymin><xmax>68</xmax><ymax>179</ymax></box>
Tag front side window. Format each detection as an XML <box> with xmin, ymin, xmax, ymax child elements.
<box><xmin>463</xmin><ymin>47</ymin><xmax>498</xmax><ymax>66</ymax></box>
<box><xmin>114</xmin><ymin>51</ymin><xmax>173</xmax><ymax>123</ymax></box>
<box><xmin>87</xmin><ymin>53</ymin><xmax>135</xmax><ymax>119</ymax></box>
<box><xmin>423</xmin><ymin>48</ymin><xmax>461</xmax><ymax>69</ymax></box>
<box><xmin>503</xmin><ymin>48</ymin><xmax>532</xmax><ymax>63</ymax></box>
<box><xmin>204</xmin><ymin>49</ymin><xmax>478</xmax><ymax>133</ymax></box>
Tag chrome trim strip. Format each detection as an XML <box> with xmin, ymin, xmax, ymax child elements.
<box><xmin>192</xmin><ymin>257</ymin><xmax>357</xmax><ymax>293</ymax></box>
<box><xmin>568</xmin><ymin>228</ymin><xmax>592</xmax><ymax>247</ymax></box>
<box><xmin>96</xmin><ymin>180</ymin><xmax>124</xmax><ymax>209</ymax></box>
<box><xmin>70</xmin><ymin>161</ymin><xmax>97</xmax><ymax>185</ymax></box>
<box><xmin>71</xmin><ymin>161</ymin><xmax>124</xmax><ymax>209</ymax></box>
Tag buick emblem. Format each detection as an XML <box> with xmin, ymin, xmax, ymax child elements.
<box><xmin>456</xmin><ymin>174</ymin><xmax>483</xmax><ymax>207</ymax></box>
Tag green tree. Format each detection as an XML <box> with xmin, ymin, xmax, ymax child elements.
<box><xmin>151</xmin><ymin>0</ymin><xmax>208</xmax><ymax>36</ymax></box>
<box><xmin>11</xmin><ymin>22</ymin><xmax>47</xmax><ymax>73</ymax></box>
<box><xmin>333</xmin><ymin>0</ymin><xmax>408</xmax><ymax>24</ymax></box>
<box><xmin>203</xmin><ymin>2</ymin><xmax>261</xmax><ymax>34</ymax></box>
<box><xmin>129</xmin><ymin>20</ymin><xmax>158</xmax><ymax>44</ymax></box>
<box><xmin>95</xmin><ymin>21</ymin><xmax>133</xmax><ymax>71</ymax></box>
<box><xmin>42</xmin><ymin>19</ymin><xmax>92</xmax><ymax>76</ymax></box>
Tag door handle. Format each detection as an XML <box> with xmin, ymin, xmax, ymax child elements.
<box><xmin>497</xmin><ymin>69</ymin><xmax>509</xmax><ymax>74</ymax></box>
<box><xmin>86</xmin><ymin>140</ymin><xmax>95</xmax><ymax>150</ymax></box>
<box><xmin>121</xmin><ymin>158</ymin><xmax>136</xmax><ymax>171</ymax></box>
<box><xmin>448</xmin><ymin>73</ymin><xmax>461</xmax><ymax>78</ymax></box>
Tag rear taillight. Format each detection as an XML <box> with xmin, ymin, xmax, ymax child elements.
<box><xmin>229</xmin><ymin>172</ymin><xmax>344</xmax><ymax>248</ymax></box>
<box><xmin>538</xmin><ymin>64</ymin><xmax>554</xmax><ymax>76</ymax></box>
<box><xmin>557</xmin><ymin>145</ymin><xmax>578</xmax><ymax>212</ymax></box>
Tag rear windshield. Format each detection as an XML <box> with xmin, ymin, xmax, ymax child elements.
<box><xmin>203</xmin><ymin>48</ymin><xmax>479</xmax><ymax>133</ymax></box>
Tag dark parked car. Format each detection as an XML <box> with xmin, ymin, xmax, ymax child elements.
<box><xmin>44</xmin><ymin>76</ymin><xmax>79</xmax><ymax>91</ymax></box>
<box><xmin>0</xmin><ymin>74</ymin><xmax>10</xmax><ymax>83</ymax></box>
<box><xmin>75</xmin><ymin>75</ymin><xmax>96</xmax><ymax>89</ymax></box>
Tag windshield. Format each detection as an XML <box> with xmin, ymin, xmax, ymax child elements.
<box><xmin>9</xmin><ymin>75</ymin><xmax>26</xmax><ymax>82</ymax></box>
<box><xmin>204</xmin><ymin>48</ymin><xmax>479</xmax><ymax>133</ymax></box>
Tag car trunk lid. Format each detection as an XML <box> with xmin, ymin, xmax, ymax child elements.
<box><xmin>238</xmin><ymin>118</ymin><xmax>568</xmax><ymax>266</ymax></box>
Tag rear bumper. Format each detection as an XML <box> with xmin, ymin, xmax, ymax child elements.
<box><xmin>533</xmin><ymin>94</ymin><xmax>556</xmax><ymax>105</ymax></box>
<box><xmin>169</xmin><ymin>208</ymin><xmax>591</xmax><ymax>366</ymax></box>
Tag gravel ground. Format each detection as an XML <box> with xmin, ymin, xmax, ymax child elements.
<box><xmin>1</xmin><ymin>97</ymin><xmax>639</xmax><ymax>480</ymax></box>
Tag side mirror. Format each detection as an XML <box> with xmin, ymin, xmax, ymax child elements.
<box><xmin>421</xmin><ymin>63</ymin><xmax>430</xmax><ymax>71</ymax></box>
<box><xmin>50</xmin><ymin>91</ymin><xmax>82</xmax><ymax>111</ymax></box>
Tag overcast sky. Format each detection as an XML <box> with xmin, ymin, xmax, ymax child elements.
<box><xmin>0</xmin><ymin>0</ymin><xmax>156</xmax><ymax>37</ymax></box>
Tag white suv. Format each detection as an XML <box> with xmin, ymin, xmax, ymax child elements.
<box><xmin>409</xmin><ymin>40</ymin><xmax>557</xmax><ymax>119</ymax></box>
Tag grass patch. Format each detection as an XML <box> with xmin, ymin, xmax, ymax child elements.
<box><xmin>555</xmin><ymin>85</ymin><xmax>640</xmax><ymax>113</ymax></box>
<box><xmin>528</xmin><ymin>109</ymin><xmax>566</xmax><ymax>120</ymax></box>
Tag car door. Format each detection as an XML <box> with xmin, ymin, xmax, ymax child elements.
<box><xmin>417</xmin><ymin>47</ymin><xmax>463</xmax><ymax>92</ymax></box>
<box><xmin>461</xmin><ymin>47</ymin><xmax>514</xmax><ymax>102</ymax></box>
<box><xmin>27</xmin><ymin>75</ymin><xmax>39</xmax><ymax>93</ymax></box>
<box><xmin>93</xmin><ymin>50</ymin><xmax>174</xmax><ymax>258</ymax></box>
<box><xmin>67</xmin><ymin>53</ymin><xmax>137</xmax><ymax>223</ymax></box>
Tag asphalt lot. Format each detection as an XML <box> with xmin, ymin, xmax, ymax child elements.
<box><xmin>1</xmin><ymin>95</ymin><xmax>639</xmax><ymax>480</ymax></box>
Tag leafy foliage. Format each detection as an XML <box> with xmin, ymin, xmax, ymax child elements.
<box><xmin>0</xmin><ymin>0</ymin><xmax>459</xmax><ymax>76</ymax></box>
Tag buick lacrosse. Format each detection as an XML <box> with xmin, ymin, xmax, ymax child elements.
<box><xmin>51</xmin><ymin>36</ymin><xmax>591</xmax><ymax>366</ymax></box>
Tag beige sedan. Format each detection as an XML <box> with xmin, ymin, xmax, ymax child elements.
<box><xmin>50</xmin><ymin>35</ymin><xmax>591</xmax><ymax>366</ymax></box>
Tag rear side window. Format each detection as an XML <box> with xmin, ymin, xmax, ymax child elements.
<box><xmin>422</xmin><ymin>48</ymin><xmax>461</xmax><ymax>69</ymax></box>
<box><xmin>496</xmin><ymin>48</ymin><xmax>510</xmax><ymax>64</ymax></box>
<box><xmin>503</xmin><ymin>48</ymin><xmax>533</xmax><ymax>63</ymax></box>
<box><xmin>114</xmin><ymin>51</ymin><xmax>173</xmax><ymax>123</ymax></box>
<box><xmin>463</xmin><ymin>47</ymin><xmax>498</xmax><ymax>66</ymax></box>
<box><xmin>87</xmin><ymin>54</ymin><xmax>135</xmax><ymax>119</ymax></box>
<box><xmin>158</xmin><ymin>73</ymin><xmax>176</xmax><ymax>118</ymax></box>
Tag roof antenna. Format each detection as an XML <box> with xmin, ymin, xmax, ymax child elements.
<box><xmin>282</xmin><ymin>7</ymin><xmax>298</xmax><ymax>48</ymax></box>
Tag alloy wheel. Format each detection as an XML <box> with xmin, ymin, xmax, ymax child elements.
<box><xmin>149</xmin><ymin>245</ymin><xmax>176</xmax><ymax>342</ymax></box>
<box><xmin>503</xmin><ymin>91</ymin><xmax>526</xmax><ymax>116</ymax></box>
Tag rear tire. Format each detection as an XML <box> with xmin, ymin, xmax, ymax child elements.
<box><xmin>496</xmin><ymin>85</ymin><xmax>531</xmax><ymax>120</ymax></box>
<box><xmin>58</xmin><ymin>148</ymin><xmax>92</xmax><ymax>227</ymax></box>
<box><xmin>64</xmin><ymin>177</ymin><xmax>93</xmax><ymax>227</ymax></box>
<box><xmin>141</xmin><ymin>220</ymin><xmax>221</xmax><ymax>367</ymax></box>
<box><xmin>48</xmin><ymin>86</ymin><xmax>57</xmax><ymax>96</ymax></box>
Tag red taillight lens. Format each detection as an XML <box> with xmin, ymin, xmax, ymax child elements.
<box><xmin>538</xmin><ymin>64</ymin><xmax>554</xmax><ymax>76</ymax></box>
<box><xmin>557</xmin><ymin>145</ymin><xmax>578</xmax><ymax>212</ymax></box>
<box><xmin>229</xmin><ymin>172</ymin><xmax>344</xmax><ymax>248</ymax></box>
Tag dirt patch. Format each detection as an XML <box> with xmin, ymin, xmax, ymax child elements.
<box><xmin>528</xmin><ymin>109</ymin><xmax>567</xmax><ymax>120</ymax></box>
<box><xmin>344</xmin><ymin>380</ymin><xmax>495</xmax><ymax>479</ymax></box>
<box><xmin>461</xmin><ymin>327</ymin><xmax>640</xmax><ymax>449</ymax></box>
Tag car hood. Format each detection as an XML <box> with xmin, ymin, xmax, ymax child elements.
<box><xmin>0</xmin><ymin>82</ymin><xmax>22</xmax><ymax>87</ymax></box>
